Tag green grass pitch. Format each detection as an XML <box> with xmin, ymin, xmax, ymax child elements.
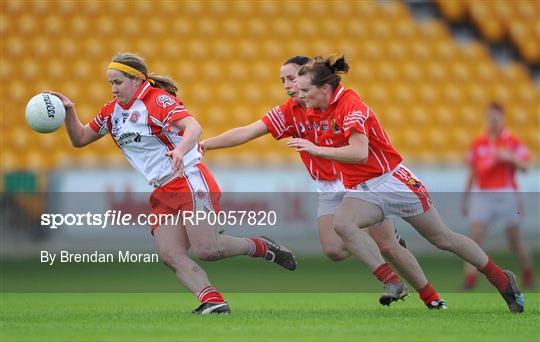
<box><xmin>2</xmin><ymin>293</ymin><xmax>539</xmax><ymax>341</ymax></box>
<box><xmin>2</xmin><ymin>254</ymin><xmax>539</xmax><ymax>341</ymax></box>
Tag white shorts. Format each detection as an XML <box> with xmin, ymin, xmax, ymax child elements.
<box><xmin>316</xmin><ymin>179</ymin><xmax>346</xmax><ymax>218</ymax></box>
<box><xmin>344</xmin><ymin>164</ymin><xmax>431</xmax><ymax>219</ymax></box>
<box><xmin>468</xmin><ymin>189</ymin><xmax>522</xmax><ymax>227</ymax></box>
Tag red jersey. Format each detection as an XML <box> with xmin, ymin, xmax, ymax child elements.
<box><xmin>307</xmin><ymin>84</ymin><xmax>403</xmax><ymax>188</ymax></box>
<box><xmin>467</xmin><ymin>129</ymin><xmax>529</xmax><ymax>190</ymax></box>
<box><xmin>261</xmin><ymin>98</ymin><xmax>338</xmax><ymax>181</ymax></box>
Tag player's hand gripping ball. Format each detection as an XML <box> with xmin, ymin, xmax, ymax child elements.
<box><xmin>25</xmin><ymin>93</ymin><xmax>66</xmax><ymax>133</ymax></box>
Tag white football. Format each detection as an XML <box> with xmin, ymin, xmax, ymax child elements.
<box><xmin>25</xmin><ymin>93</ymin><xmax>66</xmax><ymax>133</ymax></box>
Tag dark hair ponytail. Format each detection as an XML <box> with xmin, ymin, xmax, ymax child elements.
<box><xmin>298</xmin><ymin>55</ymin><xmax>349</xmax><ymax>89</ymax></box>
<box><xmin>327</xmin><ymin>55</ymin><xmax>349</xmax><ymax>74</ymax></box>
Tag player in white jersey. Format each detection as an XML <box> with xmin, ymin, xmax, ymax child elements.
<box><xmin>48</xmin><ymin>52</ymin><xmax>296</xmax><ymax>315</ymax></box>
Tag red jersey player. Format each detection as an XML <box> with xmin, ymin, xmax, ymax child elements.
<box><xmin>47</xmin><ymin>52</ymin><xmax>297</xmax><ymax>315</ymax></box>
<box><xmin>289</xmin><ymin>55</ymin><xmax>525</xmax><ymax>313</ymax></box>
<box><xmin>202</xmin><ymin>56</ymin><xmax>446</xmax><ymax>309</ymax></box>
<box><xmin>462</xmin><ymin>103</ymin><xmax>533</xmax><ymax>289</ymax></box>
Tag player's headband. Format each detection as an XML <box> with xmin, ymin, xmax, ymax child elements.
<box><xmin>108</xmin><ymin>62</ymin><xmax>155</xmax><ymax>84</ymax></box>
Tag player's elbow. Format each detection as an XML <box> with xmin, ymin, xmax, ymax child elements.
<box><xmin>346</xmin><ymin>145</ymin><xmax>368</xmax><ymax>164</ymax></box>
<box><xmin>192</xmin><ymin>121</ymin><xmax>202</xmax><ymax>138</ymax></box>
<box><xmin>71</xmin><ymin>138</ymin><xmax>87</xmax><ymax>148</ymax></box>
<box><xmin>349</xmin><ymin>153</ymin><xmax>368</xmax><ymax>164</ymax></box>
<box><xmin>356</xmin><ymin>155</ymin><xmax>368</xmax><ymax>164</ymax></box>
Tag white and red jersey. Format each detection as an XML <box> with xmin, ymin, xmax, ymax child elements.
<box><xmin>89</xmin><ymin>80</ymin><xmax>201</xmax><ymax>187</ymax></box>
<box><xmin>261</xmin><ymin>98</ymin><xmax>338</xmax><ymax>181</ymax></box>
<box><xmin>307</xmin><ymin>84</ymin><xmax>403</xmax><ymax>188</ymax></box>
<box><xmin>467</xmin><ymin>129</ymin><xmax>529</xmax><ymax>190</ymax></box>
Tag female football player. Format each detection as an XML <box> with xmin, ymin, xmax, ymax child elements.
<box><xmin>48</xmin><ymin>52</ymin><xmax>297</xmax><ymax>315</ymax></box>
<box><xmin>202</xmin><ymin>56</ymin><xmax>446</xmax><ymax>309</ymax></box>
<box><xmin>462</xmin><ymin>103</ymin><xmax>533</xmax><ymax>290</ymax></box>
<box><xmin>288</xmin><ymin>55</ymin><xmax>524</xmax><ymax>313</ymax></box>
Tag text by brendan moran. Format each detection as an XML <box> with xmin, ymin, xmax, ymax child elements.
<box><xmin>40</xmin><ymin>250</ymin><xmax>159</xmax><ymax>265</ymax></box>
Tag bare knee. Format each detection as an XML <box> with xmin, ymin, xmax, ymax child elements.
<box><xmin>375</xmin><ymin>240</ymin><xmax>397</xmax><ymax>259</ymax></box>
<box><xmin>430</xmin><ymin>233</ymin><xmax>454</xmax><ymax>251</ymax></box>
<box><xmin>160</xmin><ymin>252</ymin><xmax>186</xmax><ymax>271</ymax></box>
<box><xmin>333</xmin><ymin>218</ymin><xmax>355</xmax><ymax>238</ymax></box>
<box><xmin>322</xmin><ymin>246</ymin><xmax>348</xmax><ymax>262</ymax></box>
<box><xmin>192</xmin><ymin>245</ymin><xmax>223</xmax><ymax>261</ymax></box>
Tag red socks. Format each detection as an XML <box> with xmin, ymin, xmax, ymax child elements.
<box><xmin>478</xmin><ymin>258</ymin><xmax>509</xmax><ymax>293</ymax></box>
<box><xmin>418</xmin><ymin>283</ymin><xmax>440</xmax><ymax>305</ymax></box>
<box><xmin>247</xmin><ymin>238</ymin><xmax>268</xmax><ymax>257</ymax></box>
<box><xmin>373</xmin><ymin>263</ymin><xmax>401</xmax><ymax>284</ymax></box>
<box><xmin>464</xmin><ymin>272</ymin><xmax>477</xmax><ymax>288</ymax></box>
<box><xmin>523</xmin><ymin>267</ymin><xmax>534</xmax><ymax>288</ymax></box>
<box><xmin>197</xmin><ymin>286</ymin><xmax>224</xmax><ymax>304</ymax></box>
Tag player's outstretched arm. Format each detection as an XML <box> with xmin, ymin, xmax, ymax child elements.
<box><xmin>45</xmin><ymin>91</ymin><xmax>102</xmax><ymax>148</ymax></box>
<box><xmin>201</xmin><ymin>120</ymin><xmax>268</xmax><ymax>152</ymax></box>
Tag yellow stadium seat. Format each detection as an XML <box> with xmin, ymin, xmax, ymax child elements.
<box><xmin>3</xmin><ymin>0</ymin><xmax>539</xmax><ymax>170</ymax></box>
<box><xmin>441</xmin><ymin>82</ymin><xmax>462</xmax><ymax>103</ymax></box>
<box><xmin>205</xmin><ymin>0</ymin><xmax>228</xmax><ymax>16</ymax></box>
<box><xmin>258</xmin><ymin>1</ymin><xmax>280</xmax><ymax>16</ymax></box>
<box><xmin>452</xmin><ymin>61</ymin><xmax>474</xmax><ymax>83</ymax></box>
<box><xmin>408</xmin><ymin>106</ymin><xmax>429</xmax><ymax>126</ymax></box>
<box><xmin>434</xmin><ymin>105</ymin><xmax>454</xmax><ymax>126</ymax></box>
<box><xmin>517</xmin><ymin>83</ymin><xmax>537</xmax><ymax>105</ymax></box>
<box><xmin>452</xmin><ymin>128</ymin><xmax>472</xmax><ymax>151</ymax></box>
<box><xmin>281</xmin><ymin>1</ymin><xmax>303</xmax><ymax>16</ymax></box>
<box><xmin>260</xmin><ymin>40</ymin><xmax>284</xmax><ymax>60</ymax></box>
<box><xmin>419</xmin><ymin>85</ymin><xmax>440</xmax><ymax>106</ymax></box>
<box><xmin>2</xmin><ymin>151</ymin><xmax>19</xmax><ymax>172</ymax></box>
<box><xmin>352</xmin><ymin>1</ymin><xmax>376</xmax><ymax>16</ymax></box>
<box><xmin>175</xmin><ymin>62</ymin><xmax>196</xmax><ymax>83</ymax></box>
<box><xmin>477</xmin><ymin>16</ymin><xmax>505</xmax><ymax>42</ymax></box>
<box><xmin>207</xmin><ymin>40</ymin><xmax>230</xmax><ymax>61</ymax></box>
<box><xmin>269</xmin><ymin>18</ymin><xmax>292</xmax><ymax>37</ymax></box>
<box><xmin>170</xmin><ymin>18</ymin><xmax>192</xmax><ymax>37</ymax></box>
<box><xmin>410</xmin><ymin>41</ymin><xmax>430</xmax><ymax>61</ymax></box>
<box><xmin>382</xmin><ymin>106</ymin><xmax>404</xmax><ymax>127</ymax></box>
<box><xmin>386</xmin><ymin>40</ymin><xmax>407</xmax><ymax>60</ymax></box>
<box><xmin>394</xmin><ymin>19</ymin><xmax>418</xmax><ymax>41</ymax></box>
<box><xmin>459</xmin><ymin>105</ymin><xmax>482</xmax><ymax>127</ymax></box>
<box><xmin>421</xmin><ymin>20</ymin><xmax>449</xmax><ymax>41</ymax></box>
<box><xmin>508</xmin><ymin>106</ymin><xmax>531</xmax><ymax>127</ymax></box>
<box><xmin>464</xmin><ymin>83</ymin><xmax>489</xmax><ymax>106</ymax></box>
<box><xmin>394</xmin><ymin>83</ymin><xmax>416</xmax><ymax>105</ymax></box>
<box><xmin>436</xmin><ymin>0</ymin><xmax>466</xmax><ymax>22</ymax></box>
<box><xmin>348</xmin><ymin>21</ymin><xmax>367</xmax><ymax>37</ymax></box>
<box><xmin>321</xmin><ymin>18</ymin><xmax>344</xmax><ymax>38</ymax></box>
<box><xmin>424</xmin><ymin>61</ymin><xmax>446</xmax><ymax>82</ymax></box>
<box><xmin>372</xmin><ymin>21</ymin><xmax>391</xmax><ymax>40</ymax></box>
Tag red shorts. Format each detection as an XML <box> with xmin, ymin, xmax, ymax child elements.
<box><xmin>149</xmin><ymin>163</ymin><xmax>222</xmax><ymax>234</ymax></box>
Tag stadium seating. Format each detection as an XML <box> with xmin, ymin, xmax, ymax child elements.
<box><xmin>436</xmin><ymin>0</ymin><xmax>540</xmax><ymax>63</ymax></box>
<box><xmin>1</xmin><ymin>0</ymin><xmax>538</xmax><ymax>173</ymax></box>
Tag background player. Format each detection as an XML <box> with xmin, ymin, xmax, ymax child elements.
<box><xmin>202</xmin><ymin>56</ymin><xmax>446</xmax><ymax>309</ymax></box>
<box><xmin>47</xmin><ymin>52</ymin><xmax>297</xmax><ymax>315</ymax></box>
<box><xmin>289</xmin><ymin>55</ymin><xmax>525</xmax><ymax>313</ymax></box>
<box><xmin>462</xmin><ymin>103</ymin><xmax>534</xmax><ymax>290</ymax></box>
